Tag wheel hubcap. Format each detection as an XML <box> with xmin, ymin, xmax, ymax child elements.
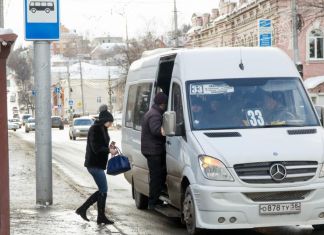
<box><xmin>183</xmin><ymin>194</ymin><xmax>193</xmax><ymax>227</ymax></box>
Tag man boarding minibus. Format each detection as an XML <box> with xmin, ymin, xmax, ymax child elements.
<box><xmin>121</xmin><ymin>47</ymin><xmax>324</xmax><ymax>235</ymax></box>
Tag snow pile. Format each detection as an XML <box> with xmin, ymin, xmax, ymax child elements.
<box><xmin>0</xmin><ymin>28</ymin><xmax>13</xmax><ymax>35</ymax></box>
<box><xmin>304</xmin><ymin>76</ymin><xmax>324</xmax><ymax>89</ymax></box>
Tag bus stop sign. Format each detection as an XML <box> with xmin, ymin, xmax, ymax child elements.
<box><xmin>24</xmin><ymin>0</ymin><xmax>60</xmax><ymax>40</ymax></box>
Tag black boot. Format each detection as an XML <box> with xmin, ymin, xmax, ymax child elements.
<box><xmin>76</xmin><ymin>191</ymin><xmax>99</xmax><ymax>221</ymax></box>
<box><xmin>97</xmin><ymin>192</ymin><xmax>114</xmax><ymax>225</ymax></box>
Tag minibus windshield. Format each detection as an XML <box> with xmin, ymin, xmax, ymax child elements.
<box><xmin>187</xmin><ymin>77</ymin><xmax>319</xmax><ymax>130</ymax></box>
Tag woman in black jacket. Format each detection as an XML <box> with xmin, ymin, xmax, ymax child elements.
<box><xmin>76</xmin><ymin>105</ymin><xmax>117</xmax><ymax>225</ymax></box>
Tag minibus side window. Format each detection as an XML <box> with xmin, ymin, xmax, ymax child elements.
<box><xmin>133</xmin><ymin>83</ymin><xmax>152</xmax><ymax>131</ymax></box>
<box><xmin>125</xmin><ymin>85</ymin><xmax>137</xmax><ymax>128</ymax></box>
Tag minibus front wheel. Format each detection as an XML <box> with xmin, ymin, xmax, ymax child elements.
<box><xmin>183</xmin><ymin>186</ymin><xmax>202</xmax><ymax>235</ymax></box>
<box><xmin>132</xmin><ymin>180</ymin><xmax>148</xmax><ymax>209</ymax></box>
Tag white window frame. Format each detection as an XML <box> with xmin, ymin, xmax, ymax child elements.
<box><xmin>308</xmin><ymin>29</ymin><xmax>324</xmax><ymax>60</ymax></box>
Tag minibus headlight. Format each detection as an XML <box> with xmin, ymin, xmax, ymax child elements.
<box><xmin>319</xmin><ymin>164</ymin><xmax>324</xmax><ymax>178</ymax></box>
<box><xmin>198</xmin><ymin>155</ymin><xmax>234</xmax><ymax>181</ymax></box>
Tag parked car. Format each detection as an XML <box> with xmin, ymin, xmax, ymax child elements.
<box><xmin>13</xmin><ymin>113</ymin><xmax>20</xmax><ymax>119</ymax></box>
<box><xmin>113</xmin><ymin>113</ymin><xmax>122</xmax><ymax>129</ymax></box>
<box><xmin>8</xmin><ymin>120</ymin><xmax>19</xmax><ymax>131</ymax></box>
<box><xmin>8</xmin><ymin>118</ymin><xmax>22</xmax><ymax>128</ymax></box>
<box><xmin>51</xmin><ymin>116</ymin><xmax>64</xmax><ymax>130</ymax></box>
<box><xmin>69</xmin><ymin>117</ymin><xmax>94</xmax><ymax>140</ymax></box>
<box><xmin>21</xmin><ymin>114</ymin><xmax>32</xmax><ymax>126</ymax></box>
<box><xmin>25</xmin><ymin>117</ymin><xmax>35</xmax><ymax>133</ymax></box>
<box><xmin>10</xmin><ymin>94</ymin><xmax>16</xmax><ymax>102</ymax></box>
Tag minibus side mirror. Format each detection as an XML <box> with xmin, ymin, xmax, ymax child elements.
<box><xmin>163</xmin><ymin>111</ymin><xmax>177</xmax><ymax>136</ymax></box>
<box><xmin>163</xmin><ymin>111</ymin><xmax>185</xmax><ymax>136</ymax></box>
<box><xmin>315</xmin><ymin>105</ymin><xmax>324</xmax><ymax>126</ymax></box>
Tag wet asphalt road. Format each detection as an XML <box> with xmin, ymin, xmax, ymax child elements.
<box><xmin>12</xmin><ymin>127</ymin><xmax>324</xmax><ymax>235</ymax></box>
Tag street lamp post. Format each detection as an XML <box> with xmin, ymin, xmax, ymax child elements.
<box><xmin>291</xmin><ymin>0</ymin><xmax>300</xmax><ymax>64</ymax></box>
<box><xmin>79</xmin><ymin>58</ymin><xmax>85</xmax><ymax>116</ymax></box>
<box><xmin>173</xmin><ymin>0</ymin><xmax>179</xmax><ymax>47</ymax></box>
<box><xmin>116</xmin><ymin>9</ymin><xmax>129</xmax><ymax>52</ymax></box>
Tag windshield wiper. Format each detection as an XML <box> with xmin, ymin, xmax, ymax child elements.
<box><xmin>260</xmin><ymin>124</ymin><xmax>306</xmax><ymax>128</ymax></box>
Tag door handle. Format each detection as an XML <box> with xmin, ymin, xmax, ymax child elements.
<box><xmin>166</xmin><ymin>140</ymin><xmax>171</xmax><ymax>145</ymax></box>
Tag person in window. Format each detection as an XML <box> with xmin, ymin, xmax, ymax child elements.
<box><xmin>191</xmin><ymin>96</ymin><xmax>205</xmax><ymax>128</ymax></box>
<box><xmin>204</xmin><ymin>95</ymin><xmax>231</xmax><ymax>128</ymax></box>
<box><xmin>141</xmin><ymin>92</ymin><xmax>168</xmax><ymax>210</ymax></box>
<box><xmin>263</xmin><ymin>93</ymin><xmax>295</xmax><ymax>125</ymax></box>
<box><xmin>76</xmin><ymin>104</ymin><xmax>118</xmax><ymax>225</ymax></box>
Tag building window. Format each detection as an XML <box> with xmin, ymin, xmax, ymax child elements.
<box><xmin>309</xmin><ymin>29</ymin><xmax>324</xmax><ymax>60</ymax></box>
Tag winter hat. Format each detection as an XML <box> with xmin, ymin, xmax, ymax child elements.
<box><xmin>154</xmin><ymin>92</ymin><xmax>168</xmax><ymax>105</ymax></box>
<box><xmin>98</xmin><ymin>105</ymin><xmax>114</xmax><ymax>123</ymax></box>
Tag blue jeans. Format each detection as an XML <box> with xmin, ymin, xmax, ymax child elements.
<box><xmin>87</xmin><ymin>167</ymin><xmax>108</xmax><ymax>193</ymax></box>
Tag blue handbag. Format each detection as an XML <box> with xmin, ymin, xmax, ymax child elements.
<box><xmin>106</xmin><ymin>147</ymin><xmax>131</xmax><ymax>175</ymax></box>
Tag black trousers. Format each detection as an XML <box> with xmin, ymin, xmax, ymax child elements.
<box><xmin>144</xmin><ymin>153</ymin><xmax>166</xmax><ymax>206</ymax></box>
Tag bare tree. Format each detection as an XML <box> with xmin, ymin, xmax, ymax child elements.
<box><xmin>7</xmin><ymin>47</ymin><xmax>35</xmax><ymax>114</ymax></box>
<box><xmin>113</xmin><ymin>32</ymin><xmax>161</xmax><ymax>78</ymax></box>
<box><xmin>109</xmin><ymin>31</ymin><xmax>163</xmax><ymax>111</ymax></box>
<box><xmin>299</xmin><ymin>0</ymin><xmax>324</xmax><ymax>21</ymax></box>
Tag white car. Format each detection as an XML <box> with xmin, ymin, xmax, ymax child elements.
<box><xmin>69</xmin><ymin>117</ymin><xmax>94</xmax><ymax>140</ymax></box>
<box><xmin>113</xmin><ymin>113</ymin><xmax>122</xmax><ymax>129</ymax></box>
<box><xmin>8</xmin><ymin>120</ymin><xmax>19</xmax><ymax>131</ymax></box>
<box><xmin>25</xmin><ymin>117</ymin><xmax>36</xmax><ymax>133</ymax></box>
<box><xmin>8</xmin><ymin>118</ymin><xmax>22</xmax><ymax>128</ymax></box>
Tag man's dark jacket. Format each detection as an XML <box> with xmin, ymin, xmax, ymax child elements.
<box><xmin>141</xmin><ymin>104</ymin><xmax>166</xmax><ymax>155</ymax></box>
<box><xmin>84</xmin><ymin>120</ymin><xmax>110</xmax><ymax>169</ymax></box>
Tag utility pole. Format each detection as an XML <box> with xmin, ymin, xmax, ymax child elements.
<box><xmin>291</xmin><ymin>0</ymin><xmax>300</xmax><ymax>64</ymax></box>
<box><xmin>125</xmin><ymin>14</ymin><xmax>129</xmax><ymax>52</ymax></box>
<box><xmin>0</xmin><ymin>0</ymin><xmax>4</xmax><ymax>27</ymax></box>
<box><xmin>79</xmin><ymin>59</ymin><xmax>85</xmax><ymax>115</ymax></box>
<box><xmin>173</xmin><ymin>0</ymin><xmax>179</xmax><ymax>47</ymax></box>
<box><xmin>66</xmin><ymin>61</ymin><xmax>71</xmax><ymax>102</ymax></box>
<box><xmin>107</xmin><ymin>66</ymin><xmax>113</xmax><ymax>112</ymax></box>
<box><xmin>66</xmin><ymin>61</ymin><xmax>73</xmax><ymax>121</ymax></box>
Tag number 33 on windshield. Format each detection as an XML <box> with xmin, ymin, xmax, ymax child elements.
<box><xmin>246</xmin><ymin>109</ymin><xmax>265</xmax><ymax>126</ymax></box>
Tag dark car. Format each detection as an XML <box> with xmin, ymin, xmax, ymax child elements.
<box><xmin>51</xmin><ymin>116</ymin><xmax>64</xmax><ymax>130</ymax></box>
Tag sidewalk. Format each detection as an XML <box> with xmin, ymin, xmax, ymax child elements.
<box><xmin>9</xmin><ymin>132</ymin><xmax>122</xmax><ymax>235</ymax></box>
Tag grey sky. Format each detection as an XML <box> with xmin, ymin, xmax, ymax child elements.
<box><xmin>4</xmin><ymin>0</ymin><xmax>221</xmax><ymax>46</ymax></box>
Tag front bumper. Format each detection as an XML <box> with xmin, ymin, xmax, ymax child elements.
<box><xmin>74</xmin><ymin>131</ymin><xmax>89</xmax><ymax>137</ymax></box>
<box><xmin>191</xmin><ymin>183</ymin><xmax>324</xmax><ymax>229</ymax></box>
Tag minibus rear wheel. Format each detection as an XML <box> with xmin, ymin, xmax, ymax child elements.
<box><xmin>132</xmin><ymin>182</ymin><xmax>148</xmax><ymax>209</ymax></box>
<box><xmin>183</xmin><ymin>186</ymin><xmax>202</xmax><ymax>235</ymax></box>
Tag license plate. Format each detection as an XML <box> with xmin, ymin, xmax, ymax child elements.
<box><xmin>259</xmin><ymin>202</ymin><xmax>301</xmax><ymax>215</ymax></box>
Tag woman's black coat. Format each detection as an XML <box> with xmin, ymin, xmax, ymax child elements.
<box><xmin>84</xmin><ymin>120</ymin><xmax>110</xmax><ymax>169</ymax></box>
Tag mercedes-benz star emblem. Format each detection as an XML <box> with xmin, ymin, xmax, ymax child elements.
<box><xmin>269</xmin><ymin>163</ymin><xmax>287</xmax><ymax>182</ymax></box>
